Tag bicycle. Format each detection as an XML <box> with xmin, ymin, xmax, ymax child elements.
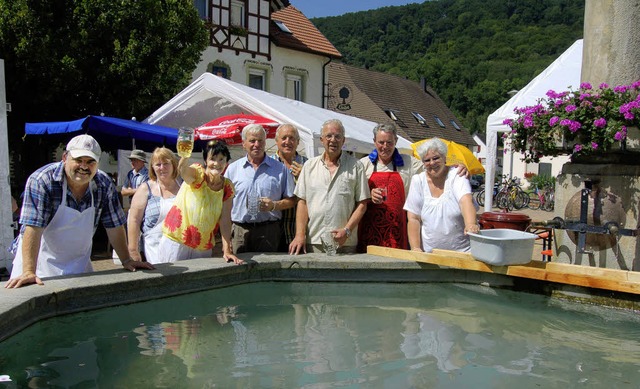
<box><xmin>475</xmin><ymin>174</ymin><xmax>507</xmax><ymax>207</ymax></box>
<box><xmin>528</xmin><ymin>185</ymin><xmax>555</xmax><ymax>211</ymax></box>
<box><xmin>494</xmin><ymin>176</ymin><xmax>529</xmax><ymax>211</ymax></box>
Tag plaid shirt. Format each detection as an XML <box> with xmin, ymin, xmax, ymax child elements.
<box><xmin>19</xmin><ymin>162</ymin><xmax>126</xmax><ymax>232</ymax></box>
<box><xmin>124</xmin><ymin>166</ymin><xmax>149</xmax><ymax>198</ymax></box>
<box><xmin>271</xmin><ymin>152</ymin><xmax>307</xmax><ymax>245</ymax></box>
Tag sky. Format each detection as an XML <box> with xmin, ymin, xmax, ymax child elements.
<box><xmin>289</xmin><ymin>0</ymin><xmax>421</xmax><ymax>18</ymax></box>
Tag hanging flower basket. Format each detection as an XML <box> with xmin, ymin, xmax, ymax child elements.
<box><xmin>504</xmin><ymin>81</ymin><xmax>640</xmax><ymax>163</ymax></box>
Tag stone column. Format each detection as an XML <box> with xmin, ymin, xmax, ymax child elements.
<box><xmin>582</xmin><ymin>0</ymin><xmax>640</xmax><ymax>86</ymax></box>
<box><xmin>553</xmin><ymin>0</ymin><xmax>640</xmax><ymax>270</ymax></box>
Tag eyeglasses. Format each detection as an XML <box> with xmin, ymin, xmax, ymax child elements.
<box><xmin>422</xmin><ymin>156</ymin><xmax>442</xmax><ymax>164</ymax></box>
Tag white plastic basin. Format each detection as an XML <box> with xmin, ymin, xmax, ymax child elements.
<box><xmin>467</xmin><ymin>229</ymin><xmax>537</xmax><ymax>266</ymax></box>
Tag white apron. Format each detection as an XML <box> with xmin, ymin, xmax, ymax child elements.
<box><xmin>143</xmin><ymin>182</ymin><xmax>176</xmax><ymax>264</ymax></box>
<box><xmin>11</xmin><ymin>178</ymin><xmax>96</xmax><ymax>278</ymax></box>
<box><xmin>420</xmin><ymin>177</ymin><xmax>470</xmax><ymax>253</ymax></box>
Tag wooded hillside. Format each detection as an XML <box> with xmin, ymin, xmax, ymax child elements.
<box><xmin>311</xmin><ymin>0</ymin><xmax>584</xmax><ymax>134</ymax></box>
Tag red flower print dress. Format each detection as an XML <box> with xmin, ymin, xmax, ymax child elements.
<box><xmin>162</xmin><ymin>164</ymin><xmax>234</xmax><ymax>250</ymax></box>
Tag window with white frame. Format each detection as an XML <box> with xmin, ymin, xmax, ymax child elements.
<box><xmin>231</xmin><ymin>0</ymin><xmax>246</xmax><ymax>27</ymax></box>
<box><xmin>286</xmin><ymin>74</ymin><xmax>303</xmax><ymax>101</ymax></box>
<box><xmin>248</xmin><ymin>68</ymin><xmax>266</xmax><ymax>90</ymax></box>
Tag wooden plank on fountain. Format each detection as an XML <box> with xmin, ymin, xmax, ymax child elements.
<box><xmin>367</xmin><ymin>246</ymin><xmax>640</xmax><ymax>295</ymax></box>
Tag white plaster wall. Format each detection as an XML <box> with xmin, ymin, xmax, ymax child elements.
<box><xmin>193</xmin><ymin>45</ymin><xmax>327</xmax><ymax>108</ymax></box>
<box><xmin>503</xmin><ymin>139</ymin><xmax>570</xmax><ymax>186</ymax></box>
<box><xmin>269</xmin><ymin>45</ymin><xmax>326</xmax><ymax>108</ymax></box>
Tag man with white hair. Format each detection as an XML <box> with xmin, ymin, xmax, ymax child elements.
<box><xmin>357</xmin><ymin>123</ymin><xmax>423</xmax><ymax>250</ymax></box>
<box><xmin>5</xmin><ymin>134</ymin><xmax>153</xmax><ymax>288</ymax></box>
<box><xmin>225</xmin><ymin>124</ymin><xmax>296</xmax><ymax>252</ymax></box>
<box><xmin>289</xmin><ymin>119</ymin><xmax>370</xmax><ymax>254</ymax></box>
<box><xmin>271</xmin><ymin>123</ymin><xmax>308</xmax><ymax>250</ymax></box>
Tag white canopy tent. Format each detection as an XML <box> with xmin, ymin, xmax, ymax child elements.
<box><xmin>144</xmin><ymin>73</ymin><xmax>413</xmax><ymax>158</ymax></box>
<box><xmin>484</xmin><ymin>39</ymin><xmax>582</xmax><ymax>209</ymax></box>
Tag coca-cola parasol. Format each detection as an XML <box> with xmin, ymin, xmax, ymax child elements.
<box><xmin>195</xmin><ymin>114</ymin><xmax>280</xmax><ymax>145</ymax></box>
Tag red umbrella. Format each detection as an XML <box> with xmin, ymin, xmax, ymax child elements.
<box><xmin>195</xmin><ymin>114</ymin><xmax>280</xmax><ymax>145</ymax></box>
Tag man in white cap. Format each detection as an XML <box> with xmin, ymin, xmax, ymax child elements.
<box><xmin>121</xmin><ymin>149</ymin><xmax>149</xmax><ymax>200</ymax></box>
<box><xmin>5</xmin><ymin>134</ymin><xmax>154</xmax><ymax>288</ymax></box>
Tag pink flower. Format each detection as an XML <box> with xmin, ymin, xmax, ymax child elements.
<box><xmin>593</xmin><ymin>118</ymin><xmax>607</xmax><ymax>128</ymax></box>
<box><xmin>591</xmin><ymin>142</ymin><xmax>599</xmax><ymax>150</ymax></box>
<box><xmin>523</xmin><ymin>116</ymin><xmax>534</xmax><ymax>128</ymax></box>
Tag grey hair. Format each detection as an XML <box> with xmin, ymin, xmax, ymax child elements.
<box><xmin>416</xmin><ymin>138</ymin><xmax>448</xmax><ymax>160</ymax></box>
<box><xmin>321</xmin><ymin>119</ymin><xmax>345</xmax><ymax>137</ymax></box>
<box><xmin>275</xmin><ymin>123</ymin><xmax>299</xmax><ymax>140</ymax></box>
<box><xmin>242</xmin><ymin>123</ymin><xmax>266</xmax><ymax>140</ymax></box>
<box><xmin>373</xmin><ymin>123</ymin><xmax>398</xmax><ymax>140</ymax></box>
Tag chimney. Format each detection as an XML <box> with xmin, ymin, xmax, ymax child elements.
<box><xmin>420</xmin><ymin>77</ymin><xmax>426</xmax><ymax>92</ymax></box>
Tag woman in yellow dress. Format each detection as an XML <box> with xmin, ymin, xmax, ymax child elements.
<box><xmin>159</xmin><ymin>141</ymin><xmax>243</xmax><ymax>264</ymax></box>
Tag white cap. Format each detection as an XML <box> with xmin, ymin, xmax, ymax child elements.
<box><xmin>66</xmin><ymin>134</ymin><xmax>101</xmax><ymax>162</ymax></box>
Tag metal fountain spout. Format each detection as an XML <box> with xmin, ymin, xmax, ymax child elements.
<box><xmin>531</xmin><ymin>180</ymin><xmax>638</xmax><ymax>255</ymax></box>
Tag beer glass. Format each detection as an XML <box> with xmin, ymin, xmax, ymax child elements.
<box><xmin>247</xmin><ymin>187</ymin><xmax>260</xmax><ymax>220</ymax></box>
<box><xmin>321</xmin><ymin>230</ymin><xmax>338</xmax><ymax>256</ymax></box>
<box><xmin>177</xmin><ymin>127</ymin><xmax>194</xmax><ymax>158</ymax></box>
<box><xmin>379</xmin><ymin>187</ymin><xmax>388</xmax><ymax>202</ymax></box>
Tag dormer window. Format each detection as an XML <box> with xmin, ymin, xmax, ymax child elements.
<box><xmin>450</xmin><ymin>120</ymin><xmax>461</xmax><ymax>130</ymax></box>
<box><xmin>385</xmin><ymin>109</ymin><xmax>399</xmax><ymax>121</ymax></box>
<box><xmin>274</xmin><ymin>20</ymin><xmax>292</xmax><ymax>34</ymax></box>
<box><xmin>412</xmin><ymin>112</ymin><xmax>428</xmax><ymax>126</ymax></box>
<box><xmin>434</xmin><ymin>115</ymin><xmax>445</xmax><ymax>128</ymax></box>
<box><xmin>385</xmin><ymin>109</ymin><xmax>408</xmax><ymax>127</ymax></box>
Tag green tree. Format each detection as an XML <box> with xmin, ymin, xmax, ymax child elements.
<box><xmin>312</xmin><ymin>0</ymin><xmax>585</xmax><ymax>136</ymax></box>
<box><xmin>0</xmin><ymin>0</ymin><xmax>207</xmax><ymax>186</ymax></box>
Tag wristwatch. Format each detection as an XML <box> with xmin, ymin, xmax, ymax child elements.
<box><xmin>344</xmin><ymin>227</ymin><xmax>351</xmax><ymax>238</ymax></box>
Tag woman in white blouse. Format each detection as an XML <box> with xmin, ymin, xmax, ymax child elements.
<box><xmin>403</xmin><ymin>138</ymin><xmax>479</xmax><ymax>252</ymax></box>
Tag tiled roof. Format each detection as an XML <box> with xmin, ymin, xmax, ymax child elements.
<box><xmin>327</xmin><ymin>63</ymin><xmax>475</xmax><ymax>148</ymax></box>
<box><xmin>270</xmin><ymin>6</ymin><xmax>342</xmax><ymax>58</ymax></box>
<box><xmin>327</xmin><ymin>63</ymin><xmax>413</xmax><ymax>141</ymax></box>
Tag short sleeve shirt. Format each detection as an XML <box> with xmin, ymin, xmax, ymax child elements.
<box><xmin>403</xmin><ymin>168</ymin><xmax>472</xmax><ymax>252</ymax></box>
<box><xmin>295</xmin><ymin>152</ymin><xmax>370</xmax><ymax>246</ymax></box>
<box><xmin>124</xmin><ymin>166</ymin><xmax>149</xmax><ymax>190</ymax></box>
<box><xmin>225</xmin><ymin>155</ymin><xmax>295</xmax><ymax>223</ymax></box>
<box><xmin>19</xmin><ymin>162</ymin><xmax>126</xmax><ymax>232</ymax></box>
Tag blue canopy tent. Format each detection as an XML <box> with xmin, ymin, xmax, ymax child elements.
<box><xmin>25</xmin><ymin>115</ymin><xmax>179</xmax><ymax>150</ymax></box>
